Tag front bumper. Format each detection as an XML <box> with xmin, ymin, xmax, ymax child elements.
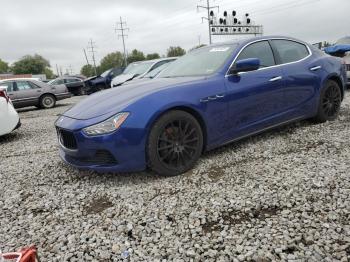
<box><xmin>55</xmin><ymin>116</ymin><xmax>147</xmax><ymax>173</ymax></box>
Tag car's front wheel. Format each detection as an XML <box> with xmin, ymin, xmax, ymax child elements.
<box><xmin>39</xmin><ymin>94</ymin><xmax>56</xmax><ymax>109</ymax></box>
<box><xmin>314</xmin><ymin>80</ymin><xmax>342</xmax><ymax>123</ymax></box>
<box><xmin>147</xmin><ymin>110</ymin><xmax>203</xmax><ymax>176</ymax></box>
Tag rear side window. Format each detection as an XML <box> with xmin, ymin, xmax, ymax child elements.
<box><xmin>272</xmin><ymin>40</ymin><xmax>310</xmax><ymax>64</ymax></box>
<box><xmin>237</xmin><ymin>41</ymin><xmax>275</xmax><ymax>68</ymax></box>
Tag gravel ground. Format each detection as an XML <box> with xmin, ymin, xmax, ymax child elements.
<box><xmin>0</xmin><ymin>93</ymin><xmax>349</xmax><ymax>261</ymax></box>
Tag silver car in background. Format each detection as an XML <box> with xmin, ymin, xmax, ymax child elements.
<box><xmin>0</xmin><ymin>78</ymin><xmax>71</xmax><ymax>109</ymax></box>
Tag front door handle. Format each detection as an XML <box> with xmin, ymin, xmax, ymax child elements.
<box><xmin>310</xmin><ymin>66</ymin><xmax>322</xmax><ymax>71</ymax></box>
<box><xmin>269</xmin><ymin>76</ymin><xmax>283</xmax><ymax>82</ymax></box>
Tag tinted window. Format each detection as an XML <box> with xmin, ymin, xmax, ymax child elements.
<box><xmin>272</xmin><ymin>40</ymin><xmax>309</xmax><ymax>64</ymax></box>
<box><xmin>16</xmin><ymin>81</ymin><xmax>33</xmax><ymax>91</ymax></box>
<box><xmin>237</xmin><ymin>41</ymin><xmax>275</xmax><ymax>68</ymax></box>
<box><xmin>66</xmin><ymin>78</ymin><xmax>80</xmax><ymax>83</ymax></box>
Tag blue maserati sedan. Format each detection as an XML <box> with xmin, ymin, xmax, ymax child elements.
<box><xmin>55</xmin><ymin>36</ymin><xmax>346</xmax><ymax>176</ymax></box>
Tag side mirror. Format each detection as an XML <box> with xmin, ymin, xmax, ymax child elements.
<box><xmin>229</xmin><ymin>58</ymin><xmax>260</xmax><ymax>75</ymax></box>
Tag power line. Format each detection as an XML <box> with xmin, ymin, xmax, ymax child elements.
<box><xmin>197</xmin><ymin>0</ymin><xmax>219</xmax><ymax>44</ymax></box>
<box><xmin>115</xmin><ymin>17</ymin><xmax>129</xmax><ymax>67</ymax></box>
<box><xmin>87</xmin><ymin>39</ymin><xmax>98</xmax><ymax>75</ymax></box>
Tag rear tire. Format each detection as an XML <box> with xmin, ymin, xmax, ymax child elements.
<box><xmin>40</xmin><ymin>94</ymin><xmax>56</xmax><ymax>109</ymax></box>
<box><xmin>313</xmin><ymin>80</ymin><xmax>342</xmax><ymax>123</ymax></box>
<box><xmin>147</xmin><ymin>110</ymin><xmax>203</xmax><ymax>176</ymax></box>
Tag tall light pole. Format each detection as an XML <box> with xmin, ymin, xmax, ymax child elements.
<box><xmin>197</xmin><ymin>0</ymin><xmax>219</xmax><ymax>44</ymax></box>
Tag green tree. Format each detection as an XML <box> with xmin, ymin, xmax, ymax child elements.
<box><xmin>44</xmin><ymin>68</ymin><xmax>55</xmax><ymax>79</ymax></box>
<box><xmin>127</xmin><ymin>49</ymin><xmax>145</xmax><ymax>64</ymax></box>
<box><xmin>0</xmin><ymin>59</ymin><xmax>9</xmax><ymax>73</ymax></box>
<box><xmin>99</xmin><ymin>52</ymin><xmax>124</xmax><ymax>72</ymax></box>
<box><xmin>167</xmin><ymin>46</ymin><xmax>186</xmax><ymax>57</ymax></box>
<box><xmin>146</xmin><ymin>53</ymin><xmax>160</xmax><ymax>60</ymax></box>
<box><xmin>80</xmin><ymin>64</ymin><xmax>95</xmax><ymax>77</ymax></box>
<box><xmin>12</xmin><ymin>54</ymin><xmax>50</xmax><ymax>74</ymax></box>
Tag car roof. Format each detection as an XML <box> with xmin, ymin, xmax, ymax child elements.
<box><xmin>210</xmin><ymin>35</ymin><xmax>309</xmax><ymax>47</ymax></box>
<box><xmin>0</xmin><ymin>78</ymin><xmax>40</xmax><ymax>83</ymax></box>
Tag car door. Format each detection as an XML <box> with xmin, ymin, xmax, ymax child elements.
<box><xmin>12</xmin><ymin>81</ymin><xmax>41</xmax><ymax>107</ymax></box>
<box><xmin>270</xmin><ymin>39</ymin><xmax>318</xmax><ymax>118</ymax></box>
<box><xmin>224</xmin><ymin>40</ymin><xmax>287</xmax><ymax>138</ymax></box>
<box><xmin>2</xmin><ymin>81</ymin><xmax>16</xmax><ymax>105</ymax></box>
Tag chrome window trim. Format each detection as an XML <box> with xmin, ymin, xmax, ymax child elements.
<box><xmin>225</xmin><ymin>37</ymin><xmax>312</xmax><ymax>77</ymax></box>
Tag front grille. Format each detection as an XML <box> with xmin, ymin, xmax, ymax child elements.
<box><xmin>58</xmin><ymin>128</ymin><xmax>77</xmax><ymax>150</ymax></box>
<box><xmin>346</xmin><ymin>64</ymin><xmax>350</xmax><ymax>72</ymax></box>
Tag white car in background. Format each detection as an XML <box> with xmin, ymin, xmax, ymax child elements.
<box><xmin>0</xmin><ymin>85</ymin><xmax>20</xmax><ymax>136</ymax></box>
<box><xmin>335</xmin><ymin>36</ymin><xmax>350</xmax><ymax>85</ymax></box>
<box><xmin>110</xmin><ymin>57</ymin><xmax>177</xmax><ymax>87</ymax></box>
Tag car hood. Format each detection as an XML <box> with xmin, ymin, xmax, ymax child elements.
<box><xmin>62</xmin><ymin>76</ymin><xmax>203</xmax><ymax>120</ymax></box>
<box><xmin>111</xmin><ymin>74</ymin><xmax>135</xmax><ymax>87</ymax></box>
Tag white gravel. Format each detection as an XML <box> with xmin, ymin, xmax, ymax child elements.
<box><xmin>0</xmin><ymin>93</ymin><xmax>349</xmax><ymax>261</ymax></box>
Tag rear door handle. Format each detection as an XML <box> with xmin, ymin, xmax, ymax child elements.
<box><xmin>269</xmin><ymin>76</ymin><xmax>283</xmax><ymax>82</ymax></box>
<box><xmin>310</xmin><ymin>66</ymin><xmax>322</xmax><ymax>71</ymax></box>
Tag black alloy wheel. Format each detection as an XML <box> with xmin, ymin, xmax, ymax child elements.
<box><xmin>148</xmin><ymin>111</ymin><xmax>203</xmax><ymax>176</ymax></box>
<box><xmin>322</xmin><ymin>84</ymin><xmax>341</xmax><ymax>118</ymax></box>
<box><xmin>314</xmin><ymin>80</ymin><xmax>342</xmax><ymax>123</ymax></box>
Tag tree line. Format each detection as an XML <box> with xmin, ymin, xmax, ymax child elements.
<box><xmin>0</xmin><ymin>55</ymin><xmax>55</xmax><ymax>78</ymax></box>
<box><xmin>0</xmin><ymin>45</ymin><xmax>191</xmax><ymax>79</ymax></box>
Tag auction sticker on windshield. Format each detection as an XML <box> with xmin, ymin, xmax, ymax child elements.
<box><xmin>209</xmin><ymin>47</ymin><xmax>231</xmax><ymax>52</ymax></box>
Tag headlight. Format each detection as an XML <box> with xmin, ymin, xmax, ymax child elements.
<box><xmin>83</xmin><ymin>112</ymin><xmax>130</xmax><ymax>136</ymax></box>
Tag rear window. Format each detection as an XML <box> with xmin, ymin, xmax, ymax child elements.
<box><xmin>272</xmin><ymin>40</ymin><xmax>310</xmax><ymax>64</ymax></box>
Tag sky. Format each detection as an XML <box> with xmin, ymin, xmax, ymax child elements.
<box><xmin>0</xmin><ymin>0</ymin><xmax>349</xmax><ymax>75</ymax></box>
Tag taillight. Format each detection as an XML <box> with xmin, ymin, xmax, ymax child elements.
<box><xmin>0</xmin><ymin>90</ymin><xmax>9</xmax><ymax>103</ymax></box>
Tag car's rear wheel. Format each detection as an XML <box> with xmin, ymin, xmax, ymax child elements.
<box><xmin>40</xmin><ymin>94</ymin><xmax>56</xmax><ymax>109</ymax></box>
<box><xmin>313</xmin><ymin>80</ymin><xmax>342</xmax><ymax>123</ymax></box>
<box><xmin>147</xmin><ymin>110</ymin><xmax>203</xmax><ymax>176</ymax></box>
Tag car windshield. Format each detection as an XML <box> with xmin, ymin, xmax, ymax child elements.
<box><xmin>143</xmin><ymin>63</ymin><xmax>172</xmax><ymax>78</ymax></box>
<box><xmin>123</xmin><ymin>62</ymin><xmax>154</xmax><ymax>76</ymax></box>
<box><xmin>100</xmin><ymin>69</ymin><xmax>111</xmax><ymax>78</ymax></box>
<box><xmin>158</xmin><ymin>45</ymin><xmax>237</xmax><ymax>78</ymax></box>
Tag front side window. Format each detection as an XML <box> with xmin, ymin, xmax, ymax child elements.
<box><xmin>272</xmin><ymin>40</ymin><xmax>309</xmax><ymax>64</ymax></box>
<box><xmin>15</xmin><ymin>81</ymin><xmax>33</xmax><ymax>91</ymax></box>
<box><xmin>236</xmin><ymin>41</ymin><xmax>275</xmax><ymax>68</ymax></box>
<box><xmin>1</xmin><ymin>81</ymin><xmax>14</xmax><ymax>92</ymax></box>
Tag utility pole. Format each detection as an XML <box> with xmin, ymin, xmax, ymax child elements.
<box><xmin>69</xmin><ymin>65</ymin><xmax>73</xmax><ymax>75</ymax></box>
<box><xmin>55</xmin><ymin>64</ymin><xmax>59</xmax><ymax>76</ymax></box>
<box><xmin>197</xmin><ymin>0</ymin><xmax>219</xmax><ymax>44</ymax></box>
<box><xmin>87</xmin><ymin>39</ymin><xmax>98</xmax><ymax>75</ymax></box>
<box><xmin>115</xmin><ymin>17</ymin><xmax>129</xmax><ymax>67</ymax></box>
<box><xmin>83</xmin><ymin>48</ymin><xmax>90</xmax><ymax>65</ymax></box>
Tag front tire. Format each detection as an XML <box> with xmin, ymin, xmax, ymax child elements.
<box><xmin>147</xmin><ymin>110</ymin><xmax>203</xmax><ymax>176</ymax></box>
<box><xmin>313</xmin><ymin>80</ymin><xmax>342</xmax><ymax>123</ymax></box>
<box><xmin>39</xmin><ymin>94</ymin><xmax>56</xmax><ymax>109</ymax></box>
